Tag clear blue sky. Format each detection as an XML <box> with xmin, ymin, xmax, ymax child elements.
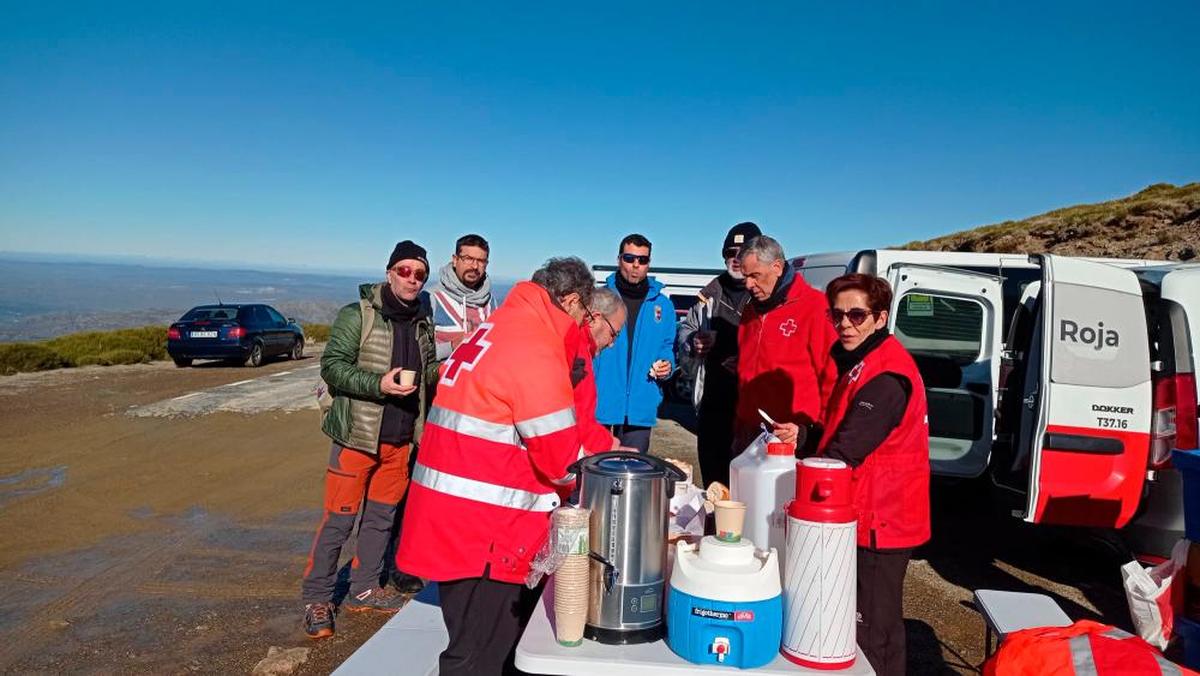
<box><xmin>2</xmin><ymin>2</ymin><xmax>1198</xmax><ymax>279</ymax></box>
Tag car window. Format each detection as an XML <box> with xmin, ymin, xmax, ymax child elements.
<box><xmin>250</xmin><ymin>306</ymin><xmax>271</xmax><ymax>326</ymax></box>
<box><xmin>1050</xmin><ymin>283</ymin><xmax>1150</xmax><ymax>388</ymax></box>
<box><xmin>266</xmin><ymin>307</ymin><xmax>287</xmax><ymax>325</ymax></box>
<box><xmin>894</xmin><ymin>293</ymin><xmax>985</xmax><ymax>365</ymax></box>
<box><xmin>181</xmin><ymin>307</ymin><xmax>239</xmax><ymax>321</ymax></box>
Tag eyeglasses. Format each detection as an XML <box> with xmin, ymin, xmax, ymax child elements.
<box><xmin>389</xmin><ymin>264</ymin><xmax>428</xmax><ymax>282</ymax></box>
<box><xmin>589</xmin><ymin>310</ymin><xmax>618</xmax><ymax>341</ymax></box>
<box><xmin>621</xmin><ymin>253</ymin><xmax>650</xmax><ymax>265</ymax></box>
<box><xmin>455</xmin><ymin>253</ymin><xmax>488</xmax><ymax>267</ymax></box>
<box><xmin>722</xmin><ymin>247</ymin><xmax>740</xmax><ymax>260</ymax></box>
<box><xmin>827</xmin><ymin>308</ymin><xmax>877</xmax><ymax>326</ymax></box>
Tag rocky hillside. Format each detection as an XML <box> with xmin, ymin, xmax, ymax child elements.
<box><xmin>901</xmin><ymin>182</ymin><xmax>1199</xmax><ymax>261</ymax></box>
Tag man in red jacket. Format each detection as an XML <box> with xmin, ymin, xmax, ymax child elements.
<box><xmin>396</xmin><ymin>257</ymin><xmax>596</xmax><ymax>676</ymax></box>
<box><xmin>735</xmin><ymin>235</ymin><xmax>838</xmax><ymax>453</ymax></box>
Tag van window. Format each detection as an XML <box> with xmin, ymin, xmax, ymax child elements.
<box><xmin>797</xmin><ymin>266</ymin><xmax>849</xmax><ymax>294</ymax></box>
<box><xmin>1050</xmin><ymin>283</ymin><xmax>1150</xmax><ymax>388</ymax></box>
<box><xmin>894</xmin><ymin>293</ymin><xmax>985</xmax><ymax>365</ymax></box>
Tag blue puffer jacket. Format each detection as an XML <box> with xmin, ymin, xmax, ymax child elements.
<box><xmin>593</xmin><ymin>274</ymin><xmax>677</xmax><ymax>427</ymax></box>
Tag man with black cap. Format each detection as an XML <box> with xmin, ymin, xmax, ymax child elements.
<box><xmin>300</xmin><ymin>240</ymin><xmax>439</xmax><ymax>639</ymax></box>
<box><xmin>676</xmin><ymin>222</ymin><xmax>761</xmax><ymax>486</ymax></box>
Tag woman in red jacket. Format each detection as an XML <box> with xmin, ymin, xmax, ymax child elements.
<box><xmin>818</xmin><ymin>273</ymin><xmax>930</xmax><ymax>676</ymax></box>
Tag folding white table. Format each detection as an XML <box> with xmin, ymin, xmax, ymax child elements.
<box><xmin>515</xmin><ymin>580</ymin><xmax>876</xmax><ymax>675</ymax></box>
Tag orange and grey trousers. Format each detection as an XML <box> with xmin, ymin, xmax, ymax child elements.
<box><xmin>301</xmin><ymin>442</ymin><xmax>412</xmax><ymax>603</ymax></box>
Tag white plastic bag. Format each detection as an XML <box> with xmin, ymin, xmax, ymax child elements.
<box><xmin>1121</xmin><ymin>538</ymin><xmax>1188</xmax><ymax>649</ymax></box>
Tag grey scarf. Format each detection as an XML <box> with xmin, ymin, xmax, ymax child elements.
<box><xmin>437</xmin><ymin>262</ymin><xmax>492</xmax><ymax>308</ymax></box>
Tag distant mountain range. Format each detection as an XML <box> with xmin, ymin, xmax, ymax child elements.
<box><xmin>901</xmin><ymin>182</ymin><xmax>1199</xmax><ymax>261</ymax></box>
<box><xmin>0</xmin><ymin>256</ymin><xmax>512</xmax><ymax>342</ymax></box>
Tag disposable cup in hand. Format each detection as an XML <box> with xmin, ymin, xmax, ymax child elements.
<box><xmin>715</xmin><ymin>500</ymin><xmax>746</xmax><ymax>543</ymax></box>
<box><xmin>398</xmin><ymin>369</ymin><xmax>417</xmax><ymax>387</ymax></box>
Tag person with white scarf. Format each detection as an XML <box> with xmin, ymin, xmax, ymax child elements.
<box><xmin>430</xmin><ymin>233</ymin><xmax>496</xmax><ymax>360</ymax></box>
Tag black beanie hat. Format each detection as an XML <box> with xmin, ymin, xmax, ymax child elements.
<box><xmin>723</xmin><ymin>222</ymin><xmax>762</xmax><ymax>254</ymax></box>
<box><xmin>387</xmin><ymin>240</ymin><xmax>429</xmax><ymax>271</ymax></box>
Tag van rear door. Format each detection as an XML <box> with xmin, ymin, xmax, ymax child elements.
<box><xmin>887</xmin><ymin>264</ymin><xmax>1002</xmax><ymax>478</ymax></box>
<box><xmin>1021</xmin><ymin>255</ymin><xmax>1153</xmax><ymax>528</ymax></box>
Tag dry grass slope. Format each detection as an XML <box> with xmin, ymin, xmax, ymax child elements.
<box><xmin>900</xmin><ymin>182</ymin><xmax>1200</xmax><ymax>261</ymax></box>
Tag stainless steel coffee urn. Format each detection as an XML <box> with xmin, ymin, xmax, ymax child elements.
<box><xmin>570</xmin><ymin>452</ymin><xmax>686</xmax><ymax>644</ymax></box>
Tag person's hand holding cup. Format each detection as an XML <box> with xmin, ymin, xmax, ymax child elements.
<box><xmin>692</xmin><ymin>330</ymin><xmax>715</xmax><ymax>357</ymax></box>
<box><xmin>381</xmin><ymin>367</ymin><xmax>418</xmax><ymax>397</ymax></box>
<box><xmin>649</xmin><ymin>359</ymin><xmax>671</xmax><ymax>380</ymax></box>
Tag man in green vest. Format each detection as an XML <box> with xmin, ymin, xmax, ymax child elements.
<box><xmin>301</xmin><ymin>240</ymin><xmax>439</xmax><ymax>639</ymax></box>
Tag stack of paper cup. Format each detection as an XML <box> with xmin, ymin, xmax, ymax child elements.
<box><xmin>552</xmin><ymin>506</ymin><xmax>590</xmax><ymax>647</ymax></box>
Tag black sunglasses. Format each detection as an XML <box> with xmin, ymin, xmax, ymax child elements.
<box><xmin>722</xmin><ymin>247</ymin><xmax>740</xmax><ymax>259</ymax></box>
<box><xmin>621</xmin><ymin>253</ymin><xmax>650</xmax><ymax>265</ymax></box>
<box><xmin>827</xmin><ymin>308</ymin><xmax>877</xmax><ymax>326</ymax></box>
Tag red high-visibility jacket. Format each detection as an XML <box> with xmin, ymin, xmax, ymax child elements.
<box><xmin>396</xmin><ymin>282</ymin><xmax>584</xmax><ymax>584</ymax></box>
<box><xmin>820</xmin><ymin>335</ymin><xmax>930</xmax><ymax>549</ymax></box>
<box><xmin>985</xmin><ymin>620</ymin><xmax>1195</xmax><ymax>675</ymax></box>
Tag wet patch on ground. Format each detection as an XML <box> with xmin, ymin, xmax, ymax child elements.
<box><xmin>0</xmin><ymin>465</ymin><xmax>67</xmax><ymax>507</ymax></box>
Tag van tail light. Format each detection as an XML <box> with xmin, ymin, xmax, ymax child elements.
<box><xmin>167</xmin><ymin>326</ymin><xmax>181</xmax><ymax>340</ymax></box>
<box><xmin>1174</xmin><ymin>373</ymin><xmax>1198</xmax><ymax>451</ymax></box>
<box><xmin>1150</xmin><ymin>373</ymin><xmax>1199</xmax><ymax>467</ymax></box>
<box><xmin>227</xmin><ymin>326</ymin><xmax>246</xmax><ymax>339</ymax></box>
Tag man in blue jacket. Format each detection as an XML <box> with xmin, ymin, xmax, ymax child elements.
<box><xmin>593</xmin><ymin>233</ymin><xmax>677</xmax><ymax>453</ymax></box>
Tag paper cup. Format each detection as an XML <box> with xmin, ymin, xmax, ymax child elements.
<box><xmin>398</xmin><ymin>369</ymin><xmax>417</xmax><ymax>386</ymax></box>
<box><xmin>556</xmin><ymin>610</ymin><xmax>587</xmax><ymax>647</ymax></box>
<box><xmin>555</xmin><ymin>554</ymin><xmax>590</xmax><ymax>646</ymax></box>
<box><xmin>714</xmin><ymin>500</ymin><xmax>746</xmax><ymax>542</ymax></box>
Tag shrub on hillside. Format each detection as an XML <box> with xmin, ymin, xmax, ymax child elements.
<box><xmin>0</xmin><ymin>343</ymin><xmax>72</xmax><ymax>375</ymax></box>
<box><xmin>302</xmin><ymin>323</ymin><xmax>331</xmax><ymax>344</ymax></box>
<box><xmin>44</xmin><ymin>326</ymin><xmax>168</xmax><ymax>364</ymax></box>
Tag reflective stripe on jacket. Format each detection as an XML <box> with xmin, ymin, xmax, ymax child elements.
<box><xmin>395</xmin><ymin>281</ymin><xmax>585</xmax><ymax>584</ymax></box>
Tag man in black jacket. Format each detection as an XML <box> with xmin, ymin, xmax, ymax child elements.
<box><xmin>676</xmin><ymin>222</ymin><xmax>761</xmax><ymax>486</ymax></box>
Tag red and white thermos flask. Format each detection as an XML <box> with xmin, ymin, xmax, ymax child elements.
<box><xmin>781</xmin><ymin>457</ymin><xmax>856</xmax><ymax>669</ymax></box>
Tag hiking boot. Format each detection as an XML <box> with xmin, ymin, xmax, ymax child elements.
<box><xmin>303</xmin><ymin>602</ymin><xmax>335</xmax><ymax>639</ymax></box>
<box><xmin>343</xmin><ymin>586</ymin><xmax>407</xmax><ymax>613</ymax></box>
<box><xmin>390</xmin><ymin>570</ymin><xmax>426</xmax><ymax>595</ymax></box>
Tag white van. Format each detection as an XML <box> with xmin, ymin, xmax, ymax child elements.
<box><xmin>796</xmin><ymin>249</ymin><xmax>1200</xmax><ymax>557</ymax></box>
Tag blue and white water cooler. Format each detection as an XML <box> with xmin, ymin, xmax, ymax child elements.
<box><xmin>666</xmin><ymin>536</ymin><xmax>782</xmax><ymax>669</ymax></box>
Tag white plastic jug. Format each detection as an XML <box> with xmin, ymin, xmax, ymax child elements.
<box><xmin>729</xmin><ymin>431</ymin><xmax>795</xmax><ymax>560</ymax></box>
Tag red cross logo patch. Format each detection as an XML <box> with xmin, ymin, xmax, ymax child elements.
<box><xmin>779</xmin><ymin>319</ymin><xmax>798</xmax><ymax>337</ymax></box>
<box><xmin>848</xmin><ymin>361</ymin><xmax>865</xmax><ymax>383</ymax></box>
<box><xmin>440</xmin><ymin>323</ymin><xmax>494</xmax><ymax>387</ymax></box>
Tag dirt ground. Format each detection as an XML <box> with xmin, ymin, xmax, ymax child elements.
<box><xmin>0</xmin><ymin>356</ymin><xmax>1155</xmax><ymax>674</ymax></box>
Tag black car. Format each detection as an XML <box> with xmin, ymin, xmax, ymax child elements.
<box><xmin>167</xmin><ymin>303</ymin><xmax>305</xmax><ymax>367</ymax></box>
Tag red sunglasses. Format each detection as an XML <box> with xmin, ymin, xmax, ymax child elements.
<box><xmin>390</xmin><ymin>264</ymin><xmax>428</xmax><ymax>282</ymax></box>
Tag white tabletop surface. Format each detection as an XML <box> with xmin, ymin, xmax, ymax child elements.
<box><xmin>973</xmin><ymin>589</ymin><xmax>1071</xmax><ymax>638</ymax></box>
<box><xmin>515</xmin><ymin>580</ymin><xmax>875</xmax><ymax>675</ymax></box>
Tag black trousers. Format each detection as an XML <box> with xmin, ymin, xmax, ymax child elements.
<box><xmin>857</xmin><ymin>547</ymin><xmax>913</xmax><ymax>676</ymax></box>
<box><xmin>438</xmin><ymin>572</ymin><xmax>541</xmax><ymax>676</ymax></box>
<box><xmin>605</xmin><ymin>423</ymin><xmax>652</xmax><ymax>454</ymax></box>
<box><xmin>696</xmin><ymin>387</ymin><xmax>737</xmax><ymax>487</ymax></box>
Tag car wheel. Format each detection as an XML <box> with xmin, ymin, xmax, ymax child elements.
<box><xmin>173</xmin><ymin>357</ymin><xmax>193</xmax><ymax>368</ymax></box>
<box><xmin>289</xmin><ymin>339</ymin><xmax>304</xmax><ymax>360</ymax></box>
<box><xmin>246</xmin><ymin>341</ymin><xmax>265</xmax><ymax>367</ymax></box>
